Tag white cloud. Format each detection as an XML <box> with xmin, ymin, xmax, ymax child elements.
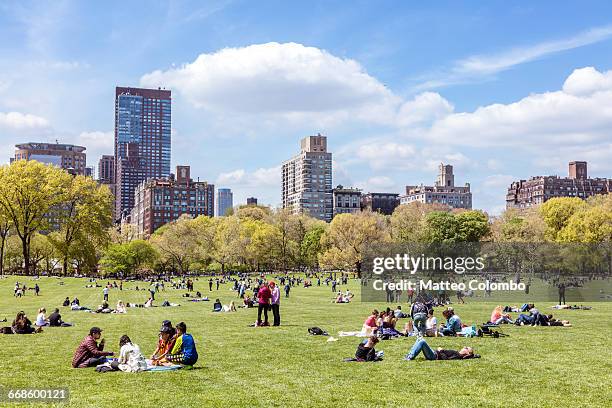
<box><xmin>482</xmin><ymin>174</ymin><xmax>516</xmax><ymax>189</ymax></box>
<box><xmin>361</xmin><ymin>176</ymin><xmax>397</xmax><ymax>191</ymax></box>
<box><xmin>415</xmin><ymin>25</ymin><xmax>612</xmax><ymax>90</ymax></box>
<box><xmin>216</xmin><ymin>166</ymin><xmax>280</xmax><ymax>187</ymax></box>
<box><xmin>355</xmin><ymin>142</ymin><xmax>416</xmax><ymax>170</ymax></box>
<box><xmin>140</xmin><ymin>42</ymin><xmax>400</xmax><ymax>124</ymax></box>
<box><xmin>427</xmin><ymin>67</ymin><xmax>612</xmax><ymax>148</ymax></box>
<box><xmin>562</xmin><ymin>66</ymin><xmax>612</xmax><ymax>96</ymax></box>
<box><xmin>396</xmin><ymin>92</ymin><xmax>454</xmax><ymax>127</ymax></box>
<box><xmin>0</xmin><ymin>111</ymin><xmax>49</xmax><ymax>129</ymax></box>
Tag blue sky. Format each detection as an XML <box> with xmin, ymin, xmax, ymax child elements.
<box><xmin>1</xmin><ymin>1</ymin><xmax>611</xmax><ymax>214</ymax></box>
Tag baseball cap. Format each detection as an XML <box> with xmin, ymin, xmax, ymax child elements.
<box><xmin>159</xmin><ymin>326</ymin><xmax>172</xmax><ymax>334</ymax></box>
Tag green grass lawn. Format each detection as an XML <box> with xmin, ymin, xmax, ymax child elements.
<box><xmin>0</xmin><ymin>276</ymin><xmax>611</xmax><ymax>408</ymax></box>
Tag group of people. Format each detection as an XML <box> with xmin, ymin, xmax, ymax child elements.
<box><xmin>255</xmin><ymin>281</ymin><xmax>281</xmax><ymax>327</ymax></box>
<box><xmin>72</xmin><ymin>321</ymin><xmax>198</xmax><ymax>371</ymax></box>
<box><xmin>2</xmin><ymin>308</ymin><xmax>72</xmax><ymax>334</ymax></box>
<box><xmin>13</xmin><ymin>282</ymin><xmax>40</xmax><ymax>297</ymax></box>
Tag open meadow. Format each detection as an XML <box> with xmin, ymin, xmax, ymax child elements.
<box><xmin>0</xmin><ymin>276</ymin><xmax>611</xmax><ymax>408</ymax></box>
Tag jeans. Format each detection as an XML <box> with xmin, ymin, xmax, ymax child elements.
<box><xmin>271</xmin><ymin>304</ymin><xmax>280</xmax><ymax>326</ymax></box>
<box><xmin>440</xmin><ymin>327</ymin><xmax>456</xmax><ymax>336</ymax></box>
<box><xmin>149</xmin><ymin>290</ymin><xmax>155</xmax><ymax>300</ymax></box>
<box><xmin>406</xmin><ymin>339</ymin><xmax>437</xmax><ymax>360</ymax></box>
<box><xmin>79</xmin><ymin>356</ymin><xmax>107</xmax><ymax>368</ymax></box>
<box><xmin>517</xmin><ymin>314</ymin><xmax>534</xmax><ymax>325</ymax></box>
<box><xmin>257</xmin><ymin>303</ymin><xmax>269</xmax><ymax>324</ymax></box>
<box><xmin>494</xmin><ymin>316</ymin><xmax>514</xmax><ymax>324</ymax></box>
<box><xmin>413</xmin><ymin>313</ymin><xmax>427</xmax><ymax>335</ymax></box>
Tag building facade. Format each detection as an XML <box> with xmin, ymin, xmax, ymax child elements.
<box><xmin>332</xmin><ymin>185</ymin><xmax>362</xmax><ymax>217</ymax></box>
<box><xmin>217</xmin><ymin>188</ymin><xmax>233</xmax><ymax>216</ymax></box>
<box><xmin>361</xmin><ymin>192</ymin><xmax>400</xmax><ymax>215</ymax></box>
<box><xmin>282</xmin><ymin>134</ymin><xmax>333</xmax><ymax>222</ymax></box>
<box><xmin>131</xmin><ymin>166</ymin><xmax>214</xmax><ymax>236</ymax></box>
<box><xmin>506</xmin><ymin>161</ymin><xmax>611</xmax><ymax>209</ymax></box>
<box><xmin>115</xmin><ymin>86</ymin><xmax>171</xmax><ymax>221</ymax></box>
<box><xmin>98</xmin><ymin>155</ymin><xmax>115</xmax><ymax>184</ymax></box>
<box><xmin>400</xmin><ymin>164</ymin><xmax>472</xmax><ymax>209</ymax></box>
<box><xmin>246</xmin><ymin>197</ymin><xmax>258</xmax><ymax>206</ymax></box>
<box><xmin>14</xmin><ymin>142</ymin><xmax>87</xmax><ymax>175</ymax></box>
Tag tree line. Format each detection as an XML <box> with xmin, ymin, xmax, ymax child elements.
<box><xmin>0</xmin><ymin>160</ymin><xmax>609</xmax><ymax>277</ymax></box>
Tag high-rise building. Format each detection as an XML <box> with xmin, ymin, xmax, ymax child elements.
<box><xmin>131</xmin><ymin>165</ymin><xmax>214</xmax><ymax>236</ymax></box>
<box><xmin>115</xmin><ymin>86</ymin><xmax>171</xmax><ymax>221</ymax></box>
<box><xmin>246</xmin><ymin>197</ymin><xmax>258</xmax><ymax>206</ymax></box>
<box><xmin>14</xmin><ymin>142</ymin><xmax>87</xmax><ymax>175</ymax></box>
<box><xmin>282</xmin><ymin>134</ymin><xmax>333</xmax><ymax>222</ymax></box>
<box><xmin>506</xmin><ymin>161</ymin><xmax>611</xmax><ymax>209</ymax></box>
<box><xmin>98</xmin><ymin>155</ymin><xmax>115</xmax><ymax>184</ymax></box>
<box><xmin>217</xmin><ymin>188</ymin><xmax>233</xmax><ymax>216</ymax></box>
<box><xmin>333</xmin><ymin>185</ymin><xmax>362</xmax><ymax>217</ymax></box>
<box><xmin>361</xmin><ymin>192</ymin><xmax>400</xmax><ymax>215</ymax></box>
<box><xmin>400</xmin><ymin>164</ymin><xmax>472</xmax><ymax>209</ymax></box>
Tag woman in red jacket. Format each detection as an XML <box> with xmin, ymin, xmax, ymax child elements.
<box><xmin>257</xmin><ymin>282</ymin><xmax>271</xmax><ymax>326</ymax></box>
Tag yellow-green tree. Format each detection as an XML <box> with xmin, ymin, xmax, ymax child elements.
<box><xmin>319</xmin><ymin>211</ymin><xmax>389</xmax><ymax>276</ymax></box>
<box><xmin>50</xmin><ymin>175</ymin><xmax>113</xmax><ymax>275</ymax></box>
<box><xmin>151</xmin><ymin>215</ymin><xmax>199</xmax><ymax>274</ymax></box>
<box><xmin>390</xmin><ymin>202</ymin><xmax>450</xmax><ymax>242</ymax></box>
<box><xmin>540</xmin><ymin>197</ymin><xmax>586</xmax><ymax>242</ymax></box>
<box><xmin>0</xmin><ymin>160</ymin><xmax>70</xmax><ymax>275</ymax></box>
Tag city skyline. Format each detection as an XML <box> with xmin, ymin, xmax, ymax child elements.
<box><xmin>1</xmin><ymin>2</ymin><xmax>612</xmax><ymax>214</ymax></box>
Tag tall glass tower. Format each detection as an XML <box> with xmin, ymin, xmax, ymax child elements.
<box><xmin>114</xmin><ymin>86</ymin><xmax>171</xmax><ymax>221</ymax></box>
<box><xmin>216</xmin><ymin>188</ymin><xmax>233</xmax><ymax>216</ymax></box>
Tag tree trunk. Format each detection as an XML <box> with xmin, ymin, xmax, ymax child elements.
<box><xmin>22</xmin><ymin>235</ymin><xmax>30</xmax><ymax>275</ymax></box>
<box><xmin>0</xmin><ymin>235</ymin><xmax>5</xmax><ymax>276</ymax></box>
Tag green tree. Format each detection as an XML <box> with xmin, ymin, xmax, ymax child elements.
<box><xmin>301</xmin><ymin>224</ymin><xmax>326</xmax><ymax>269</ymax></box>
<box><xmin>424</xmin><ymin>211</ymin><xmax>458</xmax><ymax>243</ymax></box>
<box><xmin>390</xmin><ymin>202</ymin><xmax>450</xmax><ymax>242</ymax></box>
<box><xmin>455</xmin><ymin>210</ymin><xmax>490</xmax><ymax>242</ymax></box>
<box><xmin>0</xmin><ymin>160</ymin><xmax>71</xmax><ymax>275</ymax></box>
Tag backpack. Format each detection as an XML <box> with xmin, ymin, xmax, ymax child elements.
<box><xmin>412</xmin><ymin>302</ymin><xmax>428</xmax><ymax>316</ymax></box>
<box><xmin>308</xmin><ymin>327</ymin><xmax>328</xmax><ymax>336</ymax></box>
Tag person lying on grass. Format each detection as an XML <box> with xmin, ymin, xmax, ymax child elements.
<box><xmin>164</xmin><ymin>322</ymin><xmax>199</xmax><ymax>367</ymax></box>
<box><xmin>354</xmin><ymin>335</ymin><xmax>382</xmax><ymax>361</ymax></box>
<box><xmin>72</xmin><ymin>327</ymin><xmax>114</xmax><ymax>368</ymax></box>
<box><xmin>405</xmin><ymin>338</ymin><xmax>480</xmax><ymax>361</ymax></box>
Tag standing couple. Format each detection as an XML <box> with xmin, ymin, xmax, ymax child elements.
<box><xmin>257</xmin><ymin>281</ymin><xmax>281</xmax><ymax>327</ymax></box>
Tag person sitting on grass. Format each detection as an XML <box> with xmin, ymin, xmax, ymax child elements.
<box><xmin>35</xmin><ymin>307</ymin><xmax>49</xmax><ymax>327</ymax></box>
<box><xmin>12</xmin><ymin>311</ymin><xmax>37</xmax><ymax>334</ymax></box>
<box><xmin>150</xmin><ymin>325</ymin><xmax>177</xmax><ymax>366</ymax></box>
<box><xmin>490</xmin><ymin>305</ymin><xmax>514</xmax><ymax>324</ymax></box>
<box><xmin>425</xmin><ymin>309</ymin><xmax>438</xmax><ymax>337</ymax></box>
<box><xmin>404</xmin><ymin>337</ymin><xmax>479</xmax><ymax>361</ymax></box>
<box><xmin>354</xmin><ymin>335</ymin><xmax>382</xmax><ymax>361</ymax></box>
<box><xmin>144</xmin><ymin>297</ymin><xmax>153</xmax><ymax>308</ymax></box>
<box><xmin>114</xmin><ymin>335</ymin><xmax>147</xmax><ymax>372</ymax></box>
<box><xmin>363</xmin><ymin>310</ymin><xmax>379</xmax><ymax>335</ymax></box>
<box><xmin>165</xmin><ymin>322</ymin><xmax>199</xmax><ymax>367</ymax></box>
<box><xmin>213</xmin><ymin>299</ymin><xmax>222</xmax><ymax>312</ymax></box>
<box><xmin>115</xmin><ymin>300</ymin><xmax>127</xmax><ymax>314</ymax></box>
<box><xmin>62</xmin><ymin>297</ymin><xmax>70</xmax><ymax>307</ymax></box>
<box><xmin>72</xmin><ymin>327</ymin><xmax>114</xmax><ymax>368</ymax></box>
<box><xmin>394</xmin><ymin>305</ymin><xmax>407</xmax><ymax>318</ymax></box>
<box><xmin>48</xmin><ymin>308</ymin><xmax>72</xmax><ymax>327</ymax></box>
<box><xmin>440</xmin><ymin>308</ymin><xmax>462</xmax><ymax>336</ymax></box>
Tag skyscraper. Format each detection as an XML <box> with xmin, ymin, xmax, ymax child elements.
<box><xmin>282</xmin><ymin>134</ymin><xmax>333</xmax><ymax>222</ymax></box>
<box><xmin>114</xmin><ymin>87</ymin><xmax>171</xmax><ymax>221</ymax></box>
<box><xmin>217</xmin><ymin>188</ymin><xmax>233</xmax><ymax>216</ymax></box>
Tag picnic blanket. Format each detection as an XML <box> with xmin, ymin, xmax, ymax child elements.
<box><xmin>145</xmin><ymin>359</ymin><xmax>183</xmax><ymax>371</ymax></box>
